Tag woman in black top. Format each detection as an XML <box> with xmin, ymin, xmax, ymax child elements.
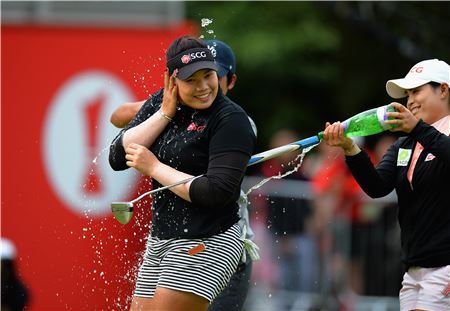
<box><xmin>109</xmin><ymin>36</ymin><xmax>256</xmax><ymax>311</ymax></box>
<box><xmin>322</xmin><ymin>59</ymin><xmax>450</xmax><ymax>311</ymax></box>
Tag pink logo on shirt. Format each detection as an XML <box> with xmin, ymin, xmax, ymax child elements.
<box><xmin>187</xmin><ymin>122</ymin><xmax>206</xmax><ymax>133</ymax></box>
<box><xmin>424</xmin><ymin>153</ymin><xmax>435</xmax><ymax>162</ymax></box>
<box><xmin>442</xmin><ymin>282</ymin><xmax>450</xmax><ymax>297</ymax></box>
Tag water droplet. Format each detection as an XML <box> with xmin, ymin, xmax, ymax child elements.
<box><xmin>201</xmin><ymin>18</ymin><xmax>213</xmax><ymax>27</ymax></box>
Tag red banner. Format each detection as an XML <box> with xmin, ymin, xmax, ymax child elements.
<box><xmin>1</xmin><ymin>23</ymin><xmax>195</xmax><ymax>310</ymax></box>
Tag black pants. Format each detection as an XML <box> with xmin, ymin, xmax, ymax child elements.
<box><xmin>208</xmin><ymin>257</ymin><xmax>253</xmax><ymax>311</ymax></box>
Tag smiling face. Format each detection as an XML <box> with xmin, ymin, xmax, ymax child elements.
<box><xmin>405</xmin><ymin>83</ymin><xmax>450</xmax><ymax>124</ymax></box>
<box><xmin>176</xmin><ymin>69</ymin><xmax>219</xmax><ymax>109</ymax></box>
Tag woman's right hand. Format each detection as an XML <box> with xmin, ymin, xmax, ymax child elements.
<box><xmin>161</xmin><ymin>69</ymin><xmax>178</xmax><ymax>119</ymax></box>
<box><xmin>125</xmin><ymin>143</ymin><xmax>161</xmax><ymax>177</ymax></box>
<box><xmin>322</xmin><ymin>121</ymin><xmax>360</xmax><ymax>156</ymax></box>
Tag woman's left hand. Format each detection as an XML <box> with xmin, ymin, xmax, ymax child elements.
<box><xmin>125</xmin><ymin>143</ymin><xmax>160</xmax><ymax>176</ymax></box>
<box><xmin>161</xmin><ymin>69</ymin><xmax>178</xmax><ymax>118</ymax></box>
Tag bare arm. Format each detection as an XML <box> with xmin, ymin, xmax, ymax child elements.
<box><xmin>122</xmin><ymin>70</ymin><xmax>178</xmax><ymax>148</ymax></box>
<box><xmin>121</xmin><ymin>71</ymin><xmax>190</xmax><ymax>200</ymax></box>
<box><xmin>125</xmin><ymin>143</ymin><xmax>194</xmax><ymax>201</ymax></box>
<box><xmin>124</xmin><ymin>110</ymin><xmax>255</xmax><ymax>204</ymax></box>
<box><xmin>110</xmin><ymin>100</ymin><xmax>145</xmax><ymax>128</ymax></box>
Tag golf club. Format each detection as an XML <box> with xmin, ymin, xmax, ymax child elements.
<box><xmin>111</xmin><ymin>175</ymin><xmax>203</xmax><ymax>224</ymax></box>
<box><xmin>111</xmin><ymin>134</ymin><xmax>322</xmax><ymax>224</ymax></box>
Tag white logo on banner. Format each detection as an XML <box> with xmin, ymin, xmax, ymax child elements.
<box><xmin>43</xmin><ymin>70</ymin><xmax>139</xmax><ymax>216</ymax></box>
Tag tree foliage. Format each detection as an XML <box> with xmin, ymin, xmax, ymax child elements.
<box><xmin>186</xmin><ymin>1</ymin><xmax>450</xmax><ymax>150</ymax></box>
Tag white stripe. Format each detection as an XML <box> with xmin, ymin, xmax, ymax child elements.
<box><xmin>133</xmin><ymin>223</ymin><xmax>243</xmax><ymax>301</ymax></box>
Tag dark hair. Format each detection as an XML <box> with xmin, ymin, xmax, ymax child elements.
<box><xmin>429</xmin><ymin>82</ymin><xmax>450</xmax><ymax>105</ymax></box>
<box><xmin>166</xmin><ymin>36</ymin><xmax>207</xmax><ymax>60</ymax></box>
<box><xmin>226</xmin><ymin>72</ymin><xmax>234</xmax><ymax>86</ymax></box>
<box><xmin>429</xmin><ymin>82</ymin><xmax>441</xmax><ymax>89</ymax></box>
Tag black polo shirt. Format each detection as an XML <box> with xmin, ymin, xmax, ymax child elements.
<box><xmin>109</xmin><ymin>89</ymin><xmax>256</xmax><ymax>239</ymax></box>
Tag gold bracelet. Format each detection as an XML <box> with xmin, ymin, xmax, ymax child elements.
<box><xmin>158</xmin><ymin>110</ymin><xmax>173</xmax><ymax>122</ymax></box>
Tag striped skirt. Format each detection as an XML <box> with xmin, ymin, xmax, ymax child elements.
<box><xmin>134</xmin><ymin>223</ymin><xmax>243</xmax><ymax>302</ymax></box>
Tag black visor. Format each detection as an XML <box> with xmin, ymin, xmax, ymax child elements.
<box><xmin>167</xmin><ymin>48</ymin><xmax>218</xmax><ymax>80</ymax></box>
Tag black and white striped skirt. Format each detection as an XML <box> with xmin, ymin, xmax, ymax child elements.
<box><xmin>134</xmin><ymin>223</ymin><xmax>243</xmax><ymax>302</ymax></box>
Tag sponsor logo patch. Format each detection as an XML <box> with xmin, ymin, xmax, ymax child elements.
<box><xmin>187</xmin><ymin>122</ymin><xmax>206</xmax><ymax>133</ymax></box>
<box><xmin>424</xmin><ymin>153</ymin><xmax>435</xmax><ymax>162</ymax></box>
<box><xmin>188</xmin><ymin>243</ymin><xmax>206</xmax><ymax>256</ymax></box>
<box><xmin>181</xmin><ymin>55</ymin><xmax>191</xmax><ymax>64</ymax></box>
<box><xmin>397</xmin><ymin>148</ymin><xmax>412</xmax><ymax>166</ymax></box>
<box><xmin>442</xmin><ymin>282</ymin><xmax>450</xmax><ymax>297</ymax></box>
<box><xmin>181</xmin><ymin>51</ymin><xmax>208</xmax><ymax>64</ymax></box>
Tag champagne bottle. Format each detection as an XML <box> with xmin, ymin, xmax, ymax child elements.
<box><xmin>318</xmin><ymin>105</ymin><xmax>397</xmax><ymax>139</ymax></box>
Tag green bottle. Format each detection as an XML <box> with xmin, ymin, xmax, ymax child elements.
<box><xmin>318</xmin><ymin>105</ymin><xmax>397</xmax><ymax>139</ymax></box>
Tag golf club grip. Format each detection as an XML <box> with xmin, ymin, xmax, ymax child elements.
<box><xmin>247</xmin><ymin>135</ymin><xmax>320</xmax><ymax>167</ymax></box>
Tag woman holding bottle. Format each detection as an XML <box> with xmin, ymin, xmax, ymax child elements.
<box><xmin>322</xmin><ymin>58</ymin><xmax>450</xmax><ymax>311</ymax></box>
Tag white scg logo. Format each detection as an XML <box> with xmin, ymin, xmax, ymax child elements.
<box><xmin>190</xmin><ymin>51</ymin><xmax>207</xmax><ymax>59</ymax></box>
<box><xmin>181</xmin><ymin>51</ymin><xmax>208</xmax><ymax>64</ymax></box>
<box><xmin>43</xmin><ymin>70</ymin><xmax>139</xmax><ymax>216</ymax></box>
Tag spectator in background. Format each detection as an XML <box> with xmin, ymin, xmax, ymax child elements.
<box><xmin>254</xmin><ymin>129</ymin><xmax>318</xmax><ymax>298</ymax></box>
<box><xmin>1</xmin><ymin>238</ymin><xmax>29</xmax><ymax>311</ymax></box>
<box><xmin>308</xmin><ymin>137</ymin><xmax>366</xmax><ymax>309</ymax></box>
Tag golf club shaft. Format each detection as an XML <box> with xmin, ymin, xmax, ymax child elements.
<box><xmin>139</xmin><ymin>134</ymin><xmax>321</xmax><ymax>197</ymax></box>
<box><xmin>130</xmin><ymin>175</ymin><xmax>204</xmax><ymax>203</ymax></box>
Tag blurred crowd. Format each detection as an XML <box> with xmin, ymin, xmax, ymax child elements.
<box><xmin>246</xmin><ymin>128</ymin><xmax>402</xmax><ymax>310</ymax></box>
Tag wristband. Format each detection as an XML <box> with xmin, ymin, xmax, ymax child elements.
<box><xmin>344</xmin><ymin>142</ymin><xmax>361</xmax><ymax>156</ymax></box>
<box><xmin>158</xmin><ymin>110</ymin><xmax>173</xmax><ymax>122</ymax></box>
